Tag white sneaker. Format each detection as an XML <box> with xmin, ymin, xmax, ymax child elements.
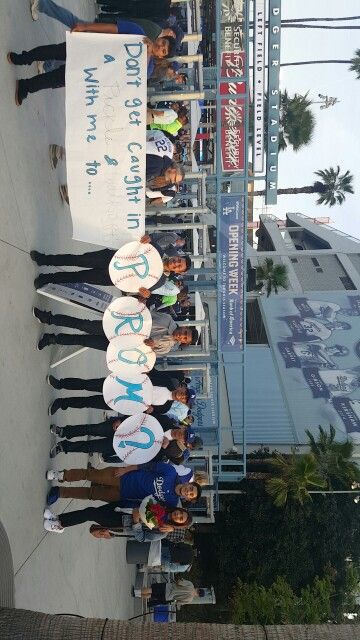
<box><xmin>36</xmin><ymin>61</ymin><xmax>45</xmax><ymax>74</ymax></box>
<box><xmin>30</xmin><ymin>0</ymin><xmax>39</xmax><ymax>21</ymax></box>
<box><xmin>44</xmin><ymin>519</ymin><xmax>64</xmax><ymax>533</ymax></box>
<box><xmin>46</xmin><ymin>469</ymin><xmax>64</xmax><ymax>482</ymax></box>
<box><xmin>43</xmin><ymin>508</ymin><xmax>57</xmax><ymax>521</ymax></box>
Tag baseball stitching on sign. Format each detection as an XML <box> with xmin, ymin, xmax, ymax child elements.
<box><xmin>117</xmin><ymin>245</ymin><xmax>153</xmax><ymax>260</ymax></box>
<box><xmin>121</xmin><ymin>438</ymin><xmax>163</xmax><ymax>463</ymax></box>
<box><xmin>108</xmin><ymin>304</ymin><xmax>147</xmax><ymax>316</ymax></box>
<box><xmin>114</xmin><ymin>414</ymin><xmax>148</xmax><ymax>439</ymax></box>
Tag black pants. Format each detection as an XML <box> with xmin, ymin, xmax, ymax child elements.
<box><xmin>44</xmin><ymin>312</ymin><xmax>107</xmax><ymax>350</ymax></box>
<box><xmin>37</xmin><ymin>249</ymin><xmax>114</xmax><ymax>268</ymax></box>
<box><xmin>59</xmin><ymin>504</ymin><xmax>124</xmax><ymax>529</ymax></box>
<box><xmin>46</xmin><ymin>313</ymin><xmax>109</xmax><ymax>352</ymax></box>
<box><xmin>98</xmin><ymin>0</ymin><xmax>171</xmax><ymax>18</ymax></box>
<box><xmin>36</xmin><ymin>249</ymin><xmax>113</xmax><ymax>286</ymax></box>
<box><xmin>15</xmin><ymin>43</ymin><xmax>66</xmax><ymax>95</ymax></box>
<box><xmin>62</xmin><ymin>419</ymin><xmax>116</xmax><ymax>439</ymax></box>
<box><xmin>61</xmin><ymin>419</ymin><xmax>116</xmax><ymax>456</ymax></box>
<box><xmin>61</xmin><ymin>437</ymin><xmax>115</xmax><ymax>456</ymax></box>
<box><xmin>56</xmin><ymin>377</ymin><xmax>105</xmax><ymax>392</ymax></box>
<box><xmin>54</xmin><ymin>395</ymin><xmax>108</xmax><ymax>411</ymax></box>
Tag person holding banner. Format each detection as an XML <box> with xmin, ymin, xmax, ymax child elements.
<box><xmin>34</xmin><ymin>305</ymin><xmax>198</xmax><ymax>355</ymax></box>
<box><xmin>10</xmin><ymin>11</ymin><xmax>176</xmax><ymax>104</ymax></box>
<box><xmin>32</xmin><ymin>239</ymin><xmax>191</xmax><ymax>293</ymax></box>
<box><xmin>50</xmin><ymin>417</ymin><xmax>200</xmax><ymax>461</ymax></box>
<box><xmin>47</xmin><ymin>375</ymin><xmax>195</xmax><ymax>415</ymax></box>
<box><xmin>45</xmin><ymin>461</ymin><xmax>202</xmax><ymax>506</ymax></box>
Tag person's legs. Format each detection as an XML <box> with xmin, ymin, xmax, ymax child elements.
<box><xmin>16</xmin><ymin>66</ymin><xmax>65</xmax><ymax>105</ymax></box>
<box><xmin>59</xmin><ymin>504</ymin><xmax>122</xmax><ymax>529</ymax></box>
<box><xmin>38</xmin><ymin>333</ymin><xmax>108</xmax><ymax>351</ymax></box>
<box><xmin>31</xmin><ymin>248</ymin><xmax>114</xmax><ymax>268</ymax></box>
<box><xmin>34</xmin><ymin>309</ymin><xmax>103</xmax><ymax>334</ymax></box>
<box><xmin>59</xmin><ymin>485</ymin><xmax>119</xmax><ymax>501</ymax></box>
<box><xmin>52</xmin><ymin>377</ymin><xmax>104</xmax><ymax>391</ymax></box>
<box><xmin>49</xmin><ymin>395</ymin><xmax>108</xmax><ymax>414</ymax></box>
<box><xmin>38</xmin><ymin>0</ymin><xmax>86</xmax><ymax>29</ymax></box>
<box><xmin>61</xmin><ymin>419</ymin><xmax>117</xmax><ymax>439</ymax></box>
<box><xmin>9</xmin><ymin>42</ymin><xmax>66</xmax><ymax>65</ymax></box>
<box><xmin>34</xmin><ymin>268</ymin><xmax>112</xmax><ymax>288</ymax></box>
<box><xmin>60</xmin><ymin>437</ymin><xmax>115</xmax><ymax>456</ymax></box>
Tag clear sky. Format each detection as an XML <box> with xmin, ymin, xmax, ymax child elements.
<box><xmin>253</xmin><ymin>0</ymin><xmax>360</xmax><ymax>239</ymax></box>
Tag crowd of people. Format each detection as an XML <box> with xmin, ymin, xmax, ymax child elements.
<box><xmin>12</xmin><ymin>0</ymin><xmax>208</xmax><ymax>609</ymax></box>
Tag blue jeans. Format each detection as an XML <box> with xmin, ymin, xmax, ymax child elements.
<box><xmin>39</xmin><ymin>0</ymin><xmax>86</xmax><ymax>72</ymax></box>
<box><xmin>38</xmin><ymin>0</ymin><xmax>86</xmax><ymax>29</ymax></box>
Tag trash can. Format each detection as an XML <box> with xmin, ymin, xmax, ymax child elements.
<box><xmin>126</xmin><ymin>541</ymin><xmax>151</xmax><ymax>564</ymax></box>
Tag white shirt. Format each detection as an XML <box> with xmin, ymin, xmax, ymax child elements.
<box><xmin>146</xmin><ymin>188</ymin><xmax>176</xmax><ymax>204</ymax></box>
<box><xmin>146</xmin><ymin>129</ymin><xmax>174</xmax><ymax>159</ymax></box>
<box><xmin>152</xmin><ymin>385</ymin><xmax>173</xmax><ymax>406</ymax></box>
<box><xmin>151</xmin><ymin>108</ymin><xmax>178</xmax><ymax>124</ymax></box>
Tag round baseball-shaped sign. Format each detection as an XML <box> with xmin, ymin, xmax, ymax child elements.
<box><xmin>108</xmin><ymin>241</ymin><xmax>164</xmax><ymax>292</ymax></box>
<box><xmin>106</xmin><ymin>335</ymin><xmax>156</xmax><ymax>376</ymax></box>
<box><xmin>113</xmin><ymin>414</ymin><xmax>164</xmax><ymax>465</ymax></box>
<box><xmin>102</xmin><ymin>296</ymin><xmax>152</xmax><ymax>341</ymax></box>
<box><xmin>102</xmin><ymin>372</ymin><xmax>153</xmax><ymax>415</ymax></box>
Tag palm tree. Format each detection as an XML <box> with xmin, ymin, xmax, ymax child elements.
<box><xmin>255</xmin><ymin>258</ymin><xmax>288</xmax><ymax>297</ymax></box>
<box><xmin>1</xmin><ymin>608</ymin><xmax>360</xmax><ymax>639</ymax></box>
<box><xmin>253</xmin><ymin>166</ymin><xmax>354</xmax><ymax>207</ymax></box>
<box><xmin>279</xmin><ymin>91</ymin><xmax>316</xmax><ymax>152</ymax></box>
<box><xmin>306</xmin><ymin>425</ymin><xmax>360</xmax><ymax>489</ymax></box>
<box><xmin>281</xmin><ymin>49</ymin><xmax>360</xmax><ymax>79</ymax></box>
<box><xmin>265</xmin><ymin>452</ymin><xmax>327</xmax><ymax>507</ymax></box>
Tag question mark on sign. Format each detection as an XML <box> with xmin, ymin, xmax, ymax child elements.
<box><xmin>117</xmin><ymin>426</ymin><xmax>155</xmax><ymax>450</ymax></box>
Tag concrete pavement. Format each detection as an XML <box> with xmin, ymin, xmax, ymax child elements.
<box><xmin>0</xmin><ymin>0</ymin><xmax>135</xmax><ymax>618</ymax></box>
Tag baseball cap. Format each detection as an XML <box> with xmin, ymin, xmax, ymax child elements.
<box><xmin>186</xmin><ymin>388</ymin><xmax>196</xmax><ymax>403</ymax></box>
<box><xmin>186</xmin><ymin>427</ymin><xmax>196</xmax><ymax>444</ymax></box>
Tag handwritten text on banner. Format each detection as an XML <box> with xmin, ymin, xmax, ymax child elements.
<box><xmin>65</xmin><ymin>32</ymin><xmax>147</xmax><ymax>248</ymax></box>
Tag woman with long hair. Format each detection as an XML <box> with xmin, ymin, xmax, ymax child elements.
<box><xmin>43</xmin><ymin>503</ymin><xmax>192</xmax><ymax>538</ymax></box>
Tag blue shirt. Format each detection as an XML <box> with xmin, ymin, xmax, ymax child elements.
<box><xmin>120</xmin><ymin>462</ymin><xmax>179</xmax><ymax>507</ymax></box>
<box><xmin>116</xmin><ymin>20</ymin><xmax>154</xmax><ymax>78</ymax></box>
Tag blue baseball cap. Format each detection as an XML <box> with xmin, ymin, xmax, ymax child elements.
<box><xmin>186</xmin><ymin>428</ymin><xmax>196</xmax><ymax>444</ymax></box>
<box><xmin>187</xmin><ymin>388</ymin><xmax>196</xmax><ymax>403</ymax></box>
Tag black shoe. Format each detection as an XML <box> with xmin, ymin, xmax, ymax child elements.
<box><xmin>50</xmin><ymin>424</ymin><xmax>64</xmax><ymax>437</ymax></box>
<box><xmin>37</xmin><ymin>334</ymin><xmax>55</xmax><ymax>351</ymax></box>
<box><xmin>47</xmin><ymin>375</ymin><xmax>61</xmax><ymax>389</ymax></box>
<box><xmin>48</xmin><ymin>399</ymin><xmax>63</xmax><ymax>416</ymax></box>
<box><xmin>30</xmin><ymin>250</ymin><xmax>46</xmax><ymax>266</ymax></box>
<box><xmin>7</xmin><ymin>51</ymin><xmax>27</xmax><ymax>65</ymax></box>
<box><xmin>32</xmin><ymin>307</ymin><xmax>51</xmax><ymax>324</ymax></box>
<box><xmin>15</xmin><ymin>80</ymin><xmax>28</xmax><ymax>106</ymax></box>
<box><xmin>50</xmin><ymin>443</ymin><xmax>64</xmax><ymax>459</ymax></box>
<box><xmin>34</xmin><ymin>275</ymin><xmax>48</xmax><ymax>290</ymax></box>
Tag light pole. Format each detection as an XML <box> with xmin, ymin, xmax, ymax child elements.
<box><xmin>312</xmin><ymin>93</ymin><xmax>340</xmax><ymax>109</ymax></box>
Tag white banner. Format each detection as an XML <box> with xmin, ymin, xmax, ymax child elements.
<box><xmin>65</xmin><ymin>32</ymin><xmax>147</xmax><ymax>249</ymax></box>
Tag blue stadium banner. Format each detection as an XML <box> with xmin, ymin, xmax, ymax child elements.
<box><xmin>219</xmin><ymin>195</ymin><xmax>246</xmax><ymax>351</ymax></box>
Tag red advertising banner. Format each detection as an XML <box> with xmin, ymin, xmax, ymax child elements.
<box><xmin>220</xmin><ymin>51</ymin><xmax>246</xmax><ymax>172</ymax></box>
<box><xmin>221</xmin><ymin>97</ymin><xmax>245</xmax><ymax>172</ymax></box>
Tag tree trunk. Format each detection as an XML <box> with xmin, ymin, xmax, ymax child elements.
<box><xmin>1</xmin><ymin>610</ymin><xmax>360</xmax><ymax>640</ymax></box>
<box><xmin>284</xmin><ymin>24</ymin><xmax>360</xmax><ymax>29</ymax></box>
<box><xmin>253</xmin><ymin>186</ymin><xmax>317</xmax><ymax>197</ymax></box>
<box><xmin>281</xmin><ymin>60</ymin><xmax>350</xmax><ymax>67</ymax></box>
<box><xmin>281</xmin><ymin>16</ymin><xmax>360</xmax><ymax>23</ymax></box>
